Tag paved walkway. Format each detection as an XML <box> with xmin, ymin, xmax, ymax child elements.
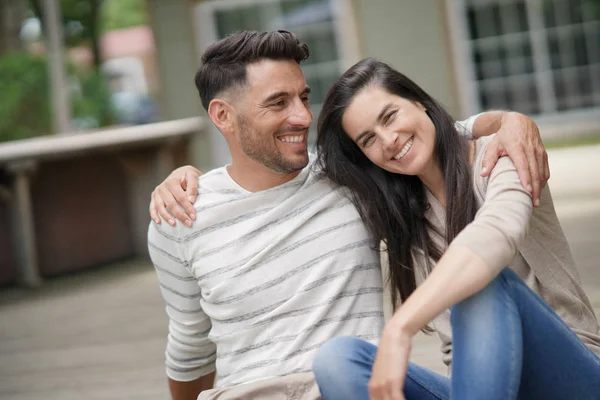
<box><xmin>1</xmin><ymin>145</ymin><xmax>599</xmax><ymax>399</ymax></box>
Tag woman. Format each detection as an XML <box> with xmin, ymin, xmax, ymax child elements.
<box><xmin>312</xmin><ymin>58</ymin><xmax>600</xmax><ymax>400</ymax></box>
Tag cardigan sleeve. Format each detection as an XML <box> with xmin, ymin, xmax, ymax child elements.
<box><xmin>451</xmin><ymin>151</ymin><xmax>533</xmax><ymax>274</ymax></box>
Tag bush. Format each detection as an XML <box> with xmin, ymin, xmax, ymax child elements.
<box><xmin>0</xmin><ymin>51</ymin><xmax>116</xmax><ymax>143</ymax></box>
<box><xmin>0</xmin><ymin>52</ymin><xmax>51</xmax><ymax>142</ymax></box>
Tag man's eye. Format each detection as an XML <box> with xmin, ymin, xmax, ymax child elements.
<box><xmin>273</xmin><ymin>100</ymin><xmax>286</xmax><ymax>107</ymax></box>
<box><xmin>301</xmin><ymin>96</ymin><xmax>310</xmax><ymax>103</ymax></box>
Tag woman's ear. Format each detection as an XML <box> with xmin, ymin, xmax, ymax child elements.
<box><xmin>208</xmin><ymin>99</ymin><xmax>235</xmax><ymax>136</ymax></box>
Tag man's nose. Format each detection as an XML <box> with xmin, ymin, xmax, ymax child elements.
<box><xmin>288</xmin><ymin>101</ymin><xmax>312</xmax><ymax>127</ymax></box>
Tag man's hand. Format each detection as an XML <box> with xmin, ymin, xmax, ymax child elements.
<box><xmin>150</xmin><ymin>166</ymin><xmax>202</xmax><ymax>226</ymax></box>
<box><xmin>481</xmin><ymin>112</ymin><xmax>549</xmax><ymax>207</ymax></box>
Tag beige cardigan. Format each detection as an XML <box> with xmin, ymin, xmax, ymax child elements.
<box><xmin>415</xmin><ymin>135</ymin><xmax>600</xmax><ymax>367</ymax></box>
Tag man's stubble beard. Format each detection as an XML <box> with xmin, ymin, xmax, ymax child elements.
<box><xmin>237</xmin><ymin>116</ymin><xmax>309</xmax><ymax>174</ymax></box>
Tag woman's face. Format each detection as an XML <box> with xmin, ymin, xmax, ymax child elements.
<box><xmin>341</xmin><ymin>85</ymin><xmax>436</xmax><ymax>176</ymax></box>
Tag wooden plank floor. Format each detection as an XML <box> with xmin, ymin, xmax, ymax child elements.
<box><xmin>0</xmin><ymin>260</ymin><xmax>170</xmax><ymax>400</ymax></box>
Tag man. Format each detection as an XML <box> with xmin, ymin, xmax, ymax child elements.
<box><xmin>148</xmin><ymin>30</ymin><xmax>549</xmax><ymax>400</ymax></box>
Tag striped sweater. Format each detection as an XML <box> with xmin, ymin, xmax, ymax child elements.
<box><xmin>147</xmin><ymin>161</ymin><xmax>385</xmax><ymax>388</ymax></box>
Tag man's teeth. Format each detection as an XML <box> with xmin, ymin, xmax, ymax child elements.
<box><xmin>279</xmin><ymin>135</ymin><xmax>304</xmax><ymax>143</ymax></box>
<box><xmin>393</xmin><ymin>137</ymin><xmax>414</xmax><ymax>160</ymax></box>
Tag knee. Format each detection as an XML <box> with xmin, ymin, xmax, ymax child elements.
<box><xmin>312</xmin><ymin>336</ymin><xmax>367</xmax><ymax>382</ymax></box>
<box><xmin>452</xmin><ymin>271</ymin><xmax>507</xmax><ymax>324</ymax></box>
<box><xmin>451</xmin><ymin>267</ymin><xmax>520</xmax><ymax>331</ymax></box>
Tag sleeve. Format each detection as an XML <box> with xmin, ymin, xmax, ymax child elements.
<box><xmin>451</xmin><ymin>155</ymin><xmax>533</xmax><ymax>274</ymax></box>
<box><xmin>147</xmin><ymin>222</ymin><xmax>217</xmax><ymax>382</ymax></box>
<box><xmin>455</xmin><ymin>113</ymin><xmax>484</xmax><ymax>139</ymax></box>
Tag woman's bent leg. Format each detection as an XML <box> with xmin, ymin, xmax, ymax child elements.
<box><xmin>451</xmin><ymin>270</ymin><xmax>523</xmax><ymax>399</ymax></box>
<box><xmin>312</xmin><ymin>336</ymin><xmax>450</xmax><ymax>400</ymax></box>
<box><xmin>451</xmin><ymin>267</ymin><xmax>600</xmax><ymax>400</ymax></box>
<box><xmin>500</xmin><ymin>268</ymin><xmax>600</xmax><ymax>399</ymax></box>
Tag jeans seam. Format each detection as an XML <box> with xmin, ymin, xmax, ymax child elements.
<box><xmin>506</xmin><ymin>289</ymin><xmax>521</xmax><ymax>399</ymax></box>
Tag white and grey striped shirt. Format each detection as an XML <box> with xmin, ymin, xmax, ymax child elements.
<box><xmin>147</xmin><ymin>160</ymin><xmax>385</xmax><ymax>388</ymax></box>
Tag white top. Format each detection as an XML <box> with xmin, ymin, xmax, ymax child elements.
<box><xmin>147</xmin><ymin>160</ymin><xmax>384</xmax><ymax>388</ymax></box>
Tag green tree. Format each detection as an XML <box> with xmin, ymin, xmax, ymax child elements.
<box><xmin>0</xmin><ymin>51</ymin><xmax>115</xmax><ymax>142</ymax></box>
<box><xmin>101</xmin><ymin>0</ymin><xmax>147</xmax><ymax>32</ymax></box>
<box><xmin>30</xmin><ymin>0</ymin><xmax>102</xmax><ymax>68</ymax></box>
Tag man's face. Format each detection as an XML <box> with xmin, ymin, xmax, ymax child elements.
<box><xmin>233</xmin><ymin>59</ymin><xmax>312</xmax><ymax>174</ymax></box>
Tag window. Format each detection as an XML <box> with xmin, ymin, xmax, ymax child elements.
<box><xmin>453</xmin><ymin>0</ymin><xmax>600</xmax><ymax>117</ymax></box>
<box><xmin>195</xmin><ymin>0</ymin><xmax>359</xmax><ymax>146</ymax></box>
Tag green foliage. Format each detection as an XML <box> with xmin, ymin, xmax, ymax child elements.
<box><xmin>0</xmin><ymin>52</ymin><xmax>51</xmax><ymax>142</ymax></box>
<box><xmin>0</xmin><ymin>51</ymin><xmax>115</xmax><ymax>143</ymax></box>
<box><xmin>100</xmin><ymin>0</ymin><xmax>148</xmax><ymax>32</ymax></box>
<box><xmin>72</xmin><ymin>69</ymin><xmax>115</xmax><ymax>128</ymax></box>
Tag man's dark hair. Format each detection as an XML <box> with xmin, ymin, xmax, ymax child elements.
<box><xmin>194</xmin><ymin>30</ymin><xmax>310</xmax><ymax>110</ymax></box>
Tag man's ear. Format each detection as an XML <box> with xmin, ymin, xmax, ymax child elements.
<box><xmin>208</xmin><ymin>98</ymin><xmax>236</xmax><ymax>136</ymax></box>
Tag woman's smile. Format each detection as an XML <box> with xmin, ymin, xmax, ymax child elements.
<box><xmin>391</xmin><ymin>136</ymin><xmax>414</xmax><ymax>161</ymax></box>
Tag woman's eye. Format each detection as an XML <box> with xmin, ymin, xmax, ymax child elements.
<box><xmin>362</xmin><ymin>135</ymin><xmax>374</xmax><ymax>147</ymax></box>
<box><xmin>383</xmin><ymin>110</ymin><xmax>397</xmax><ymax>125</ymax></box>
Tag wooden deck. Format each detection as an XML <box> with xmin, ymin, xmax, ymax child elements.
<box><xmin>0</xmin><ymin>260</ymin><xmax>170</xmax><ymax>400</ymax></box>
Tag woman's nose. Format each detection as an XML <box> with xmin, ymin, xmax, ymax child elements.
<box><xmin>381</xmin><ymin>131</ymin><xmax>399</xmax><ymax>151</ymax></box>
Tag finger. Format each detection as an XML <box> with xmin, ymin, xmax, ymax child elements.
<box><xmin>533</xmin><ymin>146</ymin><xmax>547</xmax><ymax>206</ymax></box>
<box><xmin>369</xmin><ymin>382</ymin><xmax>382</xmax><ymax>400</ymax></box>
<box><xmin>536</xmin><ymin>147</ymin><xmax>545</xmax><ymax>179</ymax></box>
<box><xmin>543</xmin><ymin>150</ymin><xmax>551</xmax><ymax>183</ymax></box>
<box><xmin>539</xmin><ymin>148</ymin><xmax>549</xmax><ymax>188</ymax></box>
<box><xmin>155</xmin><ymin>191</ymin><xmax>176</xmax><ymax>227</ymax></box>
<box><xmin>481</xmin><ymin>141</ymin><xmax>500</xmax><ymax>177</ymax></box>
<box><xmin>528</xmin><ymin>147</ymin><xmax>541</xmax><ymax>207</ymax></box>
<box><xmin>167</xmin><ymin>179</ymin><xmax>196</xmax><ymax>222</ymax></box>
<box><xmin>390</xmin><ymin>387</ymin><xmax>404</xmax><ymax>400</ymax></box>
<box><xmin>159</xmin><ymin>185</ymin><xmax>192</xmax><ymax>226</ymax></box>
<box><xmin>186</xmin><ymin>170</ymin><xmax>199</xmax><ymax>205</ymax></box>
<box><xmin>390</xmin><ymin>378</ymin><xmax>405</xmax><ymax>400</ymax></box>
<box><xmin>507</xmin><ymin>145</ymin><xmax>533</xmax><ymax>194</ymax></box>
<box><xmin>149</xmin><ymin>199</ymin><xmax>160</xmax><ymax>224</ymax></box>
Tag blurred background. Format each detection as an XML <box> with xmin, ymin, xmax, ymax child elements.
<box><xmin>0</xmin><ymin>0</ymin><xmax>599</xmax><ymax>399</ymax></box>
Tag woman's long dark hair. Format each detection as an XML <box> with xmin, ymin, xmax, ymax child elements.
<box><xmin>317</xmin><ymin>58</ymin><xmax>478</xmax><ymax>311</ymax></box>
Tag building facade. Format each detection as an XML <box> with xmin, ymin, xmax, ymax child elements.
<box><xmin>146</xmin><ymin>0</ymin><xmax>600</xmax><ymax>168</ymax></box>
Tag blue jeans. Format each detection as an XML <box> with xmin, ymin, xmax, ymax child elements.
<box><xmin>313</xmin><ymin>268</ymin><xmax>600</xmax><ymax>399</ymax></box>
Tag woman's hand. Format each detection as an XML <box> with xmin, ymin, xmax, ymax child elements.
<box><xmin>368</xmin><ymin>326</ymin><xmax>412</xmax><ymax>400</ymax></box>
<box><xmin>149</xmin><ymin>165</ymin><xmax>202</xmax><ymax>226</ymax></box>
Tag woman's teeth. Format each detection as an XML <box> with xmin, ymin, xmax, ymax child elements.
<box><xmin>279</xmin><ymin>135</ymin><xmax>304</xmax><ymax>143</ymax></box>
<box><xmin>393</xmin><ymin>137</ymin><xmax>414</xmax><ymax>160</ymax></box>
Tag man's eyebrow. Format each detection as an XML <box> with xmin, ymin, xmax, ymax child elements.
<box><xmin>263</xmin><ymin>86</ymin><xmax>311</xmax><ymax>104</ymax></box>
<box><xmin>263</xmin><ymin>91</ymin><xmax>289</xmax><ymax>104</ymax></box>
<box><xmin>354</xmin><ymin>103</ymin><xmax>394</xmax><ymax>144</ymax></box>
